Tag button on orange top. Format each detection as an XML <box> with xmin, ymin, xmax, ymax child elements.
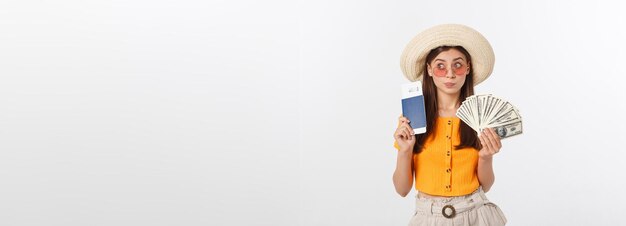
<box><xmin>394</xmin><ymin>117</ymin><xmax>479</xmax><ymax>196</ymax></box>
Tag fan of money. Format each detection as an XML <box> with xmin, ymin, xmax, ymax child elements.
<box><xmin>455</xmin><ymin>94</ymin><xmax>523</xmax><ymax>139</ymax></box>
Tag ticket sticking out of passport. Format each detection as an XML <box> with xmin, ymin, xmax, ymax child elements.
<box><xmin>401</xmin><ymin>81</ymin><xmax>427</xmax><ymax>134</ymax></box>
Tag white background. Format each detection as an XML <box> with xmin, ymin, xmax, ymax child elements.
<box><xmin>1</xmin><ymin>0</ymin><xmax>625</xmax><ymax>225</ymax></box>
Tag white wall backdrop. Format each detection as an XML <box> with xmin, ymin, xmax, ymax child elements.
<box><xmin>0</xmin><ymin>0</ymin><xmax>298</xmax><ymax>225</ymax></box>
<box><xmin>1</xmin><ymin>0</ymin><xmax>625</xmax><ymax>225</ymax></box>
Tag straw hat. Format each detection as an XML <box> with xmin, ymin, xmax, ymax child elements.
<box><xmin>400</xmin><ymin>24</ymin><xmax>495</xmax><ymax>85</ymax></box>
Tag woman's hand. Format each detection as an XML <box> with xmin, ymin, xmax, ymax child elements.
<box><xmin>478</xmin><ymin>128</ymin><xmax>502</xmax><ymax>159</ymax></box>
<box><xmin>394</xmin><ymin>115</ymin><xmax>416</xmax><ymax>152</ymax></box>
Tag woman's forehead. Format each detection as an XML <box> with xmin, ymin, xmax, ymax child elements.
<box><xmin>434</xmin><ymin>49</ymin><xmax>467</xmax><ymax>61</ymax></box>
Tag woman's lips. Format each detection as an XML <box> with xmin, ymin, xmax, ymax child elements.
<box><xmin>444</xmin><ymin>82</ymin><xmax>456</xmax><ymax>88</ymax></box>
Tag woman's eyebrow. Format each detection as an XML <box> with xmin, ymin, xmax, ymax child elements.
<box><xmin>434</xmin><ymin>57</ymin><xmax>466</xmax><ymax>62</ymax></box>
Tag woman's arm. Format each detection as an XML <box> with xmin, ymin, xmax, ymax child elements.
<box><xmin>477</xmin><ymin>128</ymin><xmax>502</xmax><ymax>193</ymax></box>
<box><xmin>393</xmin><ymin>149</ymin><xmax>414</xmax><ymax>197</ymax></box>
<box><xmin>393</xmin><ymin>115</ymin><xmax>416</xmax><ymax>197</ymax></box>
<box><xmin>477</xmin><ymin>156</ymin><xmax>494</xmax><ymax>192</ymax></box>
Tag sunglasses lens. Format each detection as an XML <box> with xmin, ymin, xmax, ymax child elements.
<box><xmin>431</xmin><ymin>63</ymin><xmax>468</xmax><ymax>77</ymax></box>
<box><xmin>434</xmin><ymin>68</ymin><xmax>447</xmax><ymax>77</ymax></box>
<box><xmin>453</xmin><ymin>67</ymin><xmax>467</xmax><ymax>76</ymax></box>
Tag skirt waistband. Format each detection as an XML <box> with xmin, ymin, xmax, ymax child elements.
<box><xmin>414</xmin><ymin>187</ymin><xmax>490</xmax><ymax>218</ymax></box>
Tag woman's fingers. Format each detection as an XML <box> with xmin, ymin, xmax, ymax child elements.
<box><xmin>402</xmin><ymin>128</ymin><xmax>410</xmax><ymax>140</ymax></box>
<box><xmin>395</xmin><ymin>116</ymin><xmax>415</xmax><ymax>142</ymax></box>
<box><xmin>480</xmin><ymin>130</ymin><xmax>494</xmax><ymax>154</ymax></box>
<box><xmin>489</xmin><ymin>128</ymin><xmax>502</xmax><ymax>149</ymax></box>
<box><xmin>486</xmin><ymin>128</ymin><xmax>502</xmax><ymax>152</ymax></box>
<box><xmin>394</xmin><ymin>130</ymin><xmax>403</xmax><ymax>139</ymax></box>
<box><xmin>403</xmin><ymin>123</ymin><xmax>415</xmax><ymax>140</ymax></box>
<box><xmin>403</xmin><ymin>123</ymin><xmax>414</xmax><ymax>134</ymax></box>
<box><xmin>478</xmin><ymin>132</ymin><xmax>486</xmax><ymax>150</ymax></box>
<box><xmin>396</xmin><ymin>115</ymin><xmax>408</xmax><ymax>139</ymax></box>
<box><xmin>485</xmin><ymin>129</ymin><xmax>497</xmax><ymax>153</ymax></box>
<box><xmin>397</xmin><ymin>123</ymin><xmax>414</xmax><ymax>141</ymax></box>
<box><xmin>399</xmin><ymin>126</ymin><xmax>409</xmax><ymax>140</ymax></box>
<box><xmin>395</xmin><ymin>127</ymin><xmax>406</xmax><ymax>140</ymax></box>
<box><xmin>398</xmin><ymin>115</ymin><xmax>409</xmax><ymax>126</ymax></box>
<box><xmin>481</xmin><ymin>128</ymin><xmax>502</xmax><ymax>154</ymax></box>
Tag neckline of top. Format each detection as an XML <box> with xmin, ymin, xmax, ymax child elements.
<box><xmin>437</xmin><ymin>116</ymin><xmax>460</xmax><ymax>120</ymax></box>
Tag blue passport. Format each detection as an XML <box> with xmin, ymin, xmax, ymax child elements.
<box><xmin>401</xmin><ymin>82</ymin><xmax>427</xmax><ymax>134</ymax></box>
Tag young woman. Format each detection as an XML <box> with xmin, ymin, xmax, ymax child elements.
<box><xmin>393</xmin><ymin>24</ymin><xmax>507</xmax><ymax>225</ymax></box>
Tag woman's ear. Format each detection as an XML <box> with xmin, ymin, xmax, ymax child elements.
<box><xmin>426</xmin><ymin>64</ymin><xmax>433</xmax><ymax>77</ymax></box>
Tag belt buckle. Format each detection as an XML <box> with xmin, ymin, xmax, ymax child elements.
<box><xmin>442</xmin><ymin>204</ymin><xmax>456</xmax><ymax>219</ymax></box>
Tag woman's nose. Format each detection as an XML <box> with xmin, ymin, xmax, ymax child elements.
<box><xmin>445</xmin><ymin>67</ymin><xmax>456</xmax><ymax>78</ymax></box>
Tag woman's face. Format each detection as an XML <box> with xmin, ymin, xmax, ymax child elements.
<box><xmin>426</xmin><ymin>48</ymin><xmax>470</xmax><ymax>95</ymax></box>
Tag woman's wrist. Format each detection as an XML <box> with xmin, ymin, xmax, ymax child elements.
<box><xmin>478</xmin><ymin>155</ymin><xmax>493</xmax><ymax>162</ymax></box>
<box><xmin>398</xmin><ymin>147</ymin><xmax>414</xmax><ymax>155</ymax></box>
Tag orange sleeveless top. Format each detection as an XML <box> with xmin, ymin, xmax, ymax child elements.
<box><xmin>394</xmin><ymin>117</ymin><xmax>479</xmax><ymax>196</ymax></box>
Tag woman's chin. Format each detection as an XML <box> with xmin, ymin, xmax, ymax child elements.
<box><xmin>437</xmin><ymin>86</ymin><xmax>462</xmax><ymax>95</ymax></box>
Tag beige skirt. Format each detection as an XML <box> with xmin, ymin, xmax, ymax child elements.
<box><xmin>408</xmin><ymin>187</ymin><xmax>507</xmax><ymax>226</ymax></box>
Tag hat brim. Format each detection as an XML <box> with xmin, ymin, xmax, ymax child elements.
<box><xmin>400</xmin><ymin>24</ymin><xmax>495</xmax><ymax>85</ymax></box>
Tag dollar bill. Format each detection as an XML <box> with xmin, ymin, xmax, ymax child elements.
<box><xmin>456</xmin><ymin>94</ymin><xmax>524</xmax><ymax>139</ymax></box>
<box><xmin>492</xmin><ymin>121</ymin><xmax>523</xmax><ymax>139</ymax></box>
<box><xmin>490</xmin><ymin>108</ymin><xmax>521</xmax><ymax>127</ymax></box>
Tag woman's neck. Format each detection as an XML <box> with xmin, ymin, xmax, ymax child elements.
<box><xmin>437</xmin><ymin>90</ymin><xmax>461</xmax><ymax>117</ymax></box>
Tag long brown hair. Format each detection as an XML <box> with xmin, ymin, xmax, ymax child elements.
<box><xmin>411</xmin><ymin>46</ymin><xmax>481</xmax><ymax>153</ymax></box>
